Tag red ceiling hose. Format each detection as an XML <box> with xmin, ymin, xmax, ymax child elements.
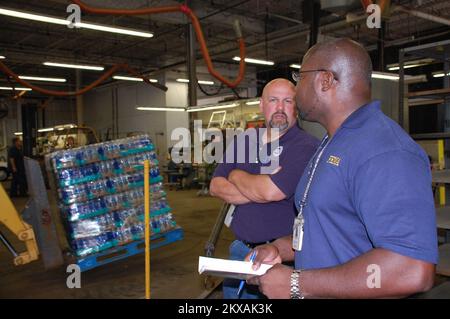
<box><xmin>360</xmin><ymin>0</ymin><xmax>389</xmax><ymax>13</ymax></box>
<box><xmin>0</xmin><ymin>1</ymin><xmax>247</xmax><ymax>96</ymax></box>
<box><xmin>71</xmin><ymin>0</ymin><xmax>246</xmax><ymax>88</ymax></box>
<box><xmin>0</xmin><ymin>62</ymin><xmax>167</xmax><ymax>96</ymax></box>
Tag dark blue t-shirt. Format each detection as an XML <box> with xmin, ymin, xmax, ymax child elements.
<box><xmin>213</xmin><ymin>125</ymin><xmax>319</xmax><ymax>243</ymax></box>
<box><xmin>294</xmin><ymin>100</ymin><xmax>438</xmax><ymax>270</ymax></box>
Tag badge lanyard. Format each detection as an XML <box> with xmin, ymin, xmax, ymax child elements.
<box><xmin>293</xmin><ymin>135</ymin><xmax>332</xmax><ymax>251</ymax></box>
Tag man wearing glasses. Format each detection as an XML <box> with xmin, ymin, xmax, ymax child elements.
<box><xmin>248</xmin><ymin>38</ymin><xmax>437</xmax><ymax>298</ymax></box>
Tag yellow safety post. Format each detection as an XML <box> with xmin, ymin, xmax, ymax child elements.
<box><xmin>438</xmin><ymin>139</ymin><xmax>446</xmax><ymax>206</ymax></box>
<box><xmin>144</xmin><ymin>160</ymin><xmax>151</xmax><ymax>299</ymax></box>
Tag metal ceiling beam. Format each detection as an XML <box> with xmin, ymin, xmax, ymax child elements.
<box><xmin>394</xmin><ymin>5</ymin><xmax>450</xmax><ymax>27</ymax></box>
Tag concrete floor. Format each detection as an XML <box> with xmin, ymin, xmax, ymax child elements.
<box><xmin>2</xmin><ymin>180</ymin><xmax>449</xmax><ymax>299</ymax></box>
<box><xmin>0</xmin><ymin>181</ymin><xmax>234</xmax><ymax>299</ymax></box>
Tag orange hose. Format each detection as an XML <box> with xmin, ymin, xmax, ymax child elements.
<box><xmin>361</xmin><ymin>0</ymin><xmax>389</xmax><ymax>13</ymax></box>
<box><xmin>71</xmin><ymin>0</ymin><xmax>246</xmax><ymax>88</ymax></box>
<box><xmin>0</xmin><ymin>1</ymin><xmax>246</xmax><ymax>96</ymax></box>
<box><xmin>0</xmin><ymin>61</ymin><xmax>166</xmax><ymax>96</ymax></box>
<box><xmin>360</xmin><ymin>0</ymin><xmax>373</xmax><ymax>10</ymax></box>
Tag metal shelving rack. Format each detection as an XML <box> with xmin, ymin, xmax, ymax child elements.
<box><xmin>398</xmin><ymin>40</ymin><xmax>450</xmax><ymax>277</ymax></box>
<box><xmin>399</xmin><ymin>40</ymin><xmax>450</xmax><ymax>196</ymax></box>
<box><xmin>399</xmin><ymin>39</ymin><xmax>450</xmax><ymax>134</ymax></box>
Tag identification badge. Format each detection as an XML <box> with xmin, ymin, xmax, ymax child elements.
<box><xmin>224</xmin><ymin>204</ymin><xmax>235</xmax><ymax>228</ymax></box>
<box><xmin>292</xmin><ymin>215</ymin><xmax>304</xmax><ymax>251</ymax></box>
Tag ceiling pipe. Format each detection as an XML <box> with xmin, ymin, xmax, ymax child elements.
<box><xmin>70</xmin><ymin>0</ymin><xmax>246</xmax><ymax>89</ymax></box>
<box><xmin>360</xmin><ymin>0</ymin><xmax>389</xmax><ymax>13</ymax></box>
<box><xmin>394</xmin><ymin>5</ymin><xmax>450</xmax><ymax>27</ymax></box>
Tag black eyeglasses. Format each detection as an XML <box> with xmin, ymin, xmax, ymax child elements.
<box><xmin>292</xmin><ymin>69</ymin><xmax>338</xmax><ymax>83</ymax></box>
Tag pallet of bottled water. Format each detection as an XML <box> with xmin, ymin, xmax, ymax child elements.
<box><xmin>45</xmin><ymin>135</ymin><xmax>183</xmax><ymax>270</ymax></box>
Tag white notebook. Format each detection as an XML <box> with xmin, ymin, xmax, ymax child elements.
<box><xmin>198</xmin><ymin>256</ymin><xmax>274</xmax><ymax>280</ymax></box>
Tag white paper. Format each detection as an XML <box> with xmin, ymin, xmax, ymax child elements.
<box><xmin>198</xmin><ymin>256</ymin><xmax>273</xmax><ymax>280</ymax></box>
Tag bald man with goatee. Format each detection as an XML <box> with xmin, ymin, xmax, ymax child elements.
<box><xmin>210</xmin><ymin>78</ymin><xmax>319</xmax><ymax>299</ymax></box>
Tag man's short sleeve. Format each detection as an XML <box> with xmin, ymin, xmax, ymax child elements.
<box><xmin>353</xmin><ymin>150</ymin><xmax>438</xmax><ymax>264</ymax></box>
<box><xmin>8</xmin><ymin>147</ymin><xmax>19</xmax><ymax>162</ymax></box>
<box><xmin>270</xmin><ymin>141</ymin><xmax>318</xmax><ymax>199</ymax></box>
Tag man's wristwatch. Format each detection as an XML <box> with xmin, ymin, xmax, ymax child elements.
<box><xmin>290</xmin><ymin>270</ymin><xmax>305</xmax><ymax>299</ymax></box>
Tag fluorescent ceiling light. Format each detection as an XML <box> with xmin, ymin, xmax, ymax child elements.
<box><xmin>0</xmin><ymin>86</ymin><xmax>32</xmax><ymax>91</ymax></box>
<box><xmin>0</xmin><ymin>8</ymin><xmax>69</xmax><ymax>25</ymax></box>
<box><xmin>19</xmin><ymin>75</ymin><xmax>66</xmax><ymax>83</ymax></box>
<box><xmin>233</xmin><ymin>57</ymin><xmax>275</xmax><ymax>66</ymax></box>
<box><xmin>176</xmin><ymin>78</ymin><xmax>215</xmax><ymax>85</ymax></box>
<box><xmin>38</xmin><ymin>127</ymin><xmax>54</xmax><ymax>133</ymax></box>
<box><xmin>187</xmin><ymin>103</ymin><xmax>238</xmax><ymax>112</ymax></box>
<box><xmin>388</xmin><ymin>64</ymin><xmax>420</xmax><ymax>71</ymax></box>
<box><xmin>137</xmin><ymin>106</ymin><xmax>186</xmax><ymax>112</ymax></box>
<box><xmin>44</xmin><ymin>62</ymin><xmax>104</xmax><ymax>71</ymax></box>
<box><xmin>245</xmin><ymin>100</ymin><xmax>260</xmax><ymax>106</ymax></box>
<box><xmin>289</xmin><ymin>64</ymin><xmax>301</xmax><ymax>69</ymax></box>
<box><xmin>0</xmin><ymin>7</ymin><xmax>153</xmax><ymax>38</ymax></box>
<box><xmin>75</xmin><ymin>22</ymin><xmax>153</xmax><ymax>38</ymax></box>
<box><xmin>198</xmin><ymin>80</ymin><xmax>214</xmax><ymax>85</ymax></box>
<box><xmin>387</xmin><ymin>58</ymin><xmax>434</xmax><ymax>71</ymax></box>
<box><xmin>433</xmin><ymin>72</ymin><xmax>450</xmax><ymax>78</ymax></box>
<box><xmin>113</xmin><ymin>76</ymin><xmax>157</xmax><ymax>83</ymax></box>
<box><xmin>371</xmin><ymin>72</ymin><xmax>399</xmax><ymax>81</ymax></box>
<box><xmin>55</xmin><ymin>124</ymin><xmax>77</xmax><ymax>130</ymax></box>
<box><xmin>0</xmin><ymin>55</ymin><xmax>5</xmax><ymax>59</ymax></box>
<box><xmin>14</xmin><ymin>132</ymin><xmax>23</xmax><ymax>136</ymax></box>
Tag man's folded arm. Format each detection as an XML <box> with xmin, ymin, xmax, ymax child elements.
<box><xmin>210</xmin><ymin>176</ymin><xmax>251</xmax><ymax>205</ymax></box>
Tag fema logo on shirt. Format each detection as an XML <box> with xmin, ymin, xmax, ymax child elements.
<box><xmin>272</xmin><ymin>146</ymin><xmax>283</xmax><ymax>157</ymax></box>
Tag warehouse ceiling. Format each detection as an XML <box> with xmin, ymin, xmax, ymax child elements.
<box><xmin>0</xmin><ymin>0</ymin><xmax>449</xmax><ymax>97</ymax></box>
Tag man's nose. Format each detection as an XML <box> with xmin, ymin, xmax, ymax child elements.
<box><xmin>275</xmin><ymin>101</ymin><xmax>284</xmax><ymax>111</ymax></box>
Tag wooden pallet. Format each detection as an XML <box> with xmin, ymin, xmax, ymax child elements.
<box><xmin>76</xmin><ymin>227</ymin><xmax>184</xmax><ymax>272</ymax></box>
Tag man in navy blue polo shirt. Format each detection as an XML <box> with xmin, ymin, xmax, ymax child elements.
<box><xmin>210</xmin><ymin>78</ymin><xmax>318</xmax><ymax>299</ymax></box>
<box><xmin>248</xmin><ymin>38</ymin><xmax>438</xmax><ymax>298</ymax></box>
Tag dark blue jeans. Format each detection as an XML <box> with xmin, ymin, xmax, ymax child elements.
<box><xmin>10</xmin><ymin>172</ymin><xmax>27</xmax><ymax>197</ymax></box>
<box><xmin>222</xmin><ymin>240</ymin><xmax>266</xmax><ymax>299</ymax></box>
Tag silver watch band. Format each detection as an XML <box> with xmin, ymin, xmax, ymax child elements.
<box><xmin>290</xmin><ymin>270</ymin><xmax>304</xmax><ymax>299</ymax></box>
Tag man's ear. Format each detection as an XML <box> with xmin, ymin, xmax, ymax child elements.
<box><xmin>258</xmin><ymin>98</ymin><xmax>263</xmax><ymax>113</ymax></box>
<box><xmin>320</xmin><ymin>71</ymin><xmax>335</xmax><ymax>92</ymax></box>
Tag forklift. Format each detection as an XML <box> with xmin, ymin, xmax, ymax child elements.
<box><xmin>0</xmin><ymin>183</ymin><xmax>39</xmax><ymax>266</ymax></box>
<box><xmin>0</xmin><ymin>102</ymin><xmax>63</xmax><ymax>268</ymax></box>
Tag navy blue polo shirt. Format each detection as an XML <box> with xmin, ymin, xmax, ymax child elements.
<box><xmin>213</xmin><ymin>125</ymin><xmax>319</xmax><ymax>243</ymax></box>
<box><xmin>294</xmin><ymin>100</ymin><xmax>438</xmax><ymax>270</ymax></box>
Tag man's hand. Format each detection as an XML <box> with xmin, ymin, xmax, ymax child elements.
<box><xmin>247</xmin><ymin>263</ymin><xmax>292</xmax><ymax>299</ymax></box>
<box><xmin>244</xmin><ymin>244</ymin><xmax>282</xmax><ymax>270</ymax></box>
<box><xmin>228</xmin><ymin>169</ymin><xmax>244</xmax><ymax>184</ymax></box>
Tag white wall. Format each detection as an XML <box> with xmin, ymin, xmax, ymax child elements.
<box><xmin>43</xmin><ymin>99</ymin><xmax>77</xmax><ymax>127</ymax></box>
<box><xmin>165</xmin><ymin>81</ymin><xmax>189</xmax><ymax>150</ymax></box>
<box><xmin>83</xmin><ymin>88</ymin><xmax>113</xmax><ymax>139</ymax></box>
<box><xmin>83</xmin><ymin>77</ymin><xmax>191</xmax><ymax>165</ymax></box>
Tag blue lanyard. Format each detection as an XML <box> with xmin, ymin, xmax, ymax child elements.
<box><xmin>297</xmin><ymin>135</ymin><xmax>331</xmax><ymax>218</ymax></box>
